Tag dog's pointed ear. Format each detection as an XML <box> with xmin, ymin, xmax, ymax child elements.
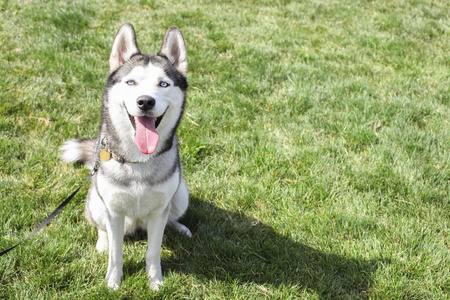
<box><xmin>109</xmin><ymin>23</ymin><xmax>140</xmax><ymax>73</ymax></box>
<box><xmin>159</xmin><ymin>26</ymin><xmax>188</xmax><ymax>76</ymax></box>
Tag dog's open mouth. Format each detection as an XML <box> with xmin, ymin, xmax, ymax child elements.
<box><xmin>128</xmin><ymin>113</ymin><xmax>164</xmax><ymax>155</ymax></box>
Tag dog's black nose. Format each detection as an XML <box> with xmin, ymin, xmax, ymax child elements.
<box><xmin>136</xmin><ymin>95</ymin><xmax>156</xmax><ymax>111</ymax></box>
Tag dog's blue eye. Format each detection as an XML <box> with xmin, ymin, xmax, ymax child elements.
<box><xmin>159</xmin><ymin>81</ymin><xmax>169</xmax><ymax>88</ymax></box>
<box><xmin>126</xmin><ymin>80</ymin><xmax>136</xmax><ymax>85</ymax></box>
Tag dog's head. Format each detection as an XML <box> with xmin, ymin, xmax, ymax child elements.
<box><xmin>105</xmin><ymin>23</ymin><xmax>188</xmax><ymax>155</ymax></box>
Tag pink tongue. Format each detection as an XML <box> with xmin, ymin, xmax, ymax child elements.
<box><xmin>134</xmin><ymin>116</ymin><xmax>159</xmax><ymax>154</ymax></box>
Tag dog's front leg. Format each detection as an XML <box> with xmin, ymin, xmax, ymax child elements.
<box><xmin>105</xmin><ymin>211</ymin><xmax>125</xmax><ymax>290</ymax></box>
<box><xmin>146</xmin><ymin>209</ymin><xmax>170</xmax><ymax>290</ymax></box>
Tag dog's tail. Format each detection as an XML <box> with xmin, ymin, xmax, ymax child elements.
<box><xmin>60</xmin><ymin>138</ymin><xmax>97</xmax><ymax>169</ymax></box>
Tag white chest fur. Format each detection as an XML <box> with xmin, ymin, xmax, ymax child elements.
<box><xmin>96</xmin><ymin>167</ymin><xmax>180</xmax><ymax>218</ymax></box>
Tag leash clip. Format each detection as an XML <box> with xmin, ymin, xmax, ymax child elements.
<box><xmin>91</xmin><ymin>159</ymin><xmax>100</xmax><ymax>176</ymax></box>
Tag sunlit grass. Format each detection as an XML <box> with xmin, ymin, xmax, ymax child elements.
<box><xmin>1</xmin><ymin>0</ymin><xmax>449</xmax><ymax>298</ymax></box>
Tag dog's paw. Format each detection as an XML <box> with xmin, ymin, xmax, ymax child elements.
<box><xmin>149</xmin><ymin>278</ymin><xmax>163</xmax><ymax>291</ymax></box>
<box><xmin>179</xmin><ymin>225</ymin><xmax>192</xmax><ymax>238</ymax></box>
<box><xmin>170</xmin><ymin>220</ymin><xmax>192</xmax><ymax>238</ymax></box>
<box><xmin>147</xmin><ymin>265</ymin><xmax>163</xmax><ymax>291</ymax></box>
<box><xmin>106</xmin><ymin>273</ymin><xmax>121</xmax><ymax>290</ymax></box>
<box><xmin>107</xmin><ymin>279</ymin><xmax>120</xmax><ymax>291</ymax></box>
<box><xmin>106</xmin><ymin>266</ymin><xmax>122</xmax><ymax>291</ymax></box>
<box><xmin>96</xmin><ymin>238</ymin><xmax>109</xmax><ymax>253</ymax></box>
<box><xmin>95</xmin><ymin>229</ymin><xmax>109</xmax><ymax>253</ymax></box>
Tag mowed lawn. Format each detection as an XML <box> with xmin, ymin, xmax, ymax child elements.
<box><xmin>0</xmin><ymin>0</ymin><xmax>449</xmax><ymax>299</ymax></box>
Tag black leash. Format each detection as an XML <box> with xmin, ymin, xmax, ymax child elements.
<box><xmin>0</xmin><ymin>163</ymin><xmax>99</xmax><ymax>257</ymax></box>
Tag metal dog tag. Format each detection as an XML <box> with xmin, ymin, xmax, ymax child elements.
<box><xmin>99</xmin><ymin>149</ymin><xmax>111</xmax><ymax>162</ymax></box>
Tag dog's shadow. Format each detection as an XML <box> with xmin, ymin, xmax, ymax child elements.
<box><xmin>125</xmin><ymin>196</ymin><xmax>386</xmax><ymax>298</ymax></box>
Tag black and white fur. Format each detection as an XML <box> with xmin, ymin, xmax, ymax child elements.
<box><xmin>60</xmin><ymin>23</ymin><xmax>191</xmax><ymax>290</ymax></box>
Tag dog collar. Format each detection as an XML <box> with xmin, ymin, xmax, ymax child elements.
<box><xmin>99</xmin><ymin>137</ymin><xmax>157</xmax><ymax>164</ymax></box>
<box><xmin>97</xmin><ymin>137</ymin><xmax>159</xmax><ymax>164</ymax></box>
<box><xmin>99</xmin><ymin>138</ymin><xmax>126</xmax><ymax>163</ymax></box>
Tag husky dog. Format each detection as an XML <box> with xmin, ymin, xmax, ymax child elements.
<box><xmin>60</xmin><ymin>23</ymin><xmax>191</xmax><ymax>290</ymax></box>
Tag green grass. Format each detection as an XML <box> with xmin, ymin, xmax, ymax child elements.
<box><xmin>1</xmin><ymin>0</ymin><xmax>449</xmax><ymax>298</ymax></box>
